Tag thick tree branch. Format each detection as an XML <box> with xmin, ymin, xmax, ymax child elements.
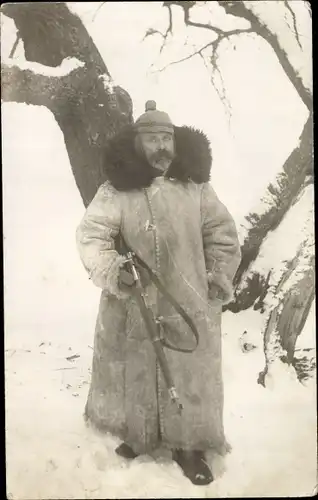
<box><xmin>217</xmin><ymin>1</ymin><xmax>312</xmax><ymax>111</ymax></box>
<box><xmin>1</xmin><ymin>61</ymin><xmax>86</xmax><ymax>108</ymax></box>
<box><xmin>1</xmin><ymin>3</ymin><xmax>110</xmax><ymax>77</ymax></box>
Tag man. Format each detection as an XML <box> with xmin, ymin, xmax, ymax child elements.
<box><xmin>76</xmin><ymin>101</ymin><xmax>241</xmax><ymax>485</ymax></box>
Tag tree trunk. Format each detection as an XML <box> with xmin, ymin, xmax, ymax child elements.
<box><xmin>258</xmin><ymin>259</ymin><xmax>315</xmax><ymax>387</ymax></box>
<box><xmin>226</xmin><ymin>114</ymin><xmax>313</xmax><ymax>312</ymax></box>
<box><xmin>1</xmin><ymin>2</ymin><xmax>133</xmax><ymax>207</ymax></box>
<box><xmin>240</xmin><ymin>183</ymin><xmax>315</xmax><ymax>386</ymax></box>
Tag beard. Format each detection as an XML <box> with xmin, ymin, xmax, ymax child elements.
<box><xmin>153</xmin><ymin>157</ymin><xmax>172</xmax><ymax>172</ymax></box>
<box><xmin>149</xmin><ymin>150</ymin><xmax>174</xmax><ymax>172</ymax></box>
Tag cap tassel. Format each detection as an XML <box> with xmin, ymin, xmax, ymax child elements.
<box><xmin>145</xmin><ymin>100</ymin><xmax>156</xmax><ymax>111</ymax></box>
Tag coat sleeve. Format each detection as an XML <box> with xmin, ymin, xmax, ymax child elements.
<box><xmin>201</xmin><ymin>182</ymin><xmax>241</xmax><ymax>304</ymax></box>
<box><xmin>76</xmin><ymin>182</ymin><xmax>128</xmax><ymax>299</ymax></box>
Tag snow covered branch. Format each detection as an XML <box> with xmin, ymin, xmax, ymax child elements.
<box><xmin>1</xmin><ymin>58</ymin><xmax>86</xmax><ymax>108</ymax></box>
<box><xmin>3</xmin><ymin>56</ymin><xmax>85</xmax><ymax>78</ymax></box>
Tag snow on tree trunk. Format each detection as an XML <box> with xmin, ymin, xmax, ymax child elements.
<box><xmin>225</xmin><ymin>114</ymin><xmax>313</xmax><ymax>314</ymax></box>
<box><xmin>238</xmin><ymin>182</ymin><xmax>315</xmax><ymax>386</ymax></box>
<box><xmin>1</xmin><ymin>3</ymin><xmax>133</xmax><ymax>207</ymax></box>
<box><xmin>293</xmin><ymin>299</ymin><xmax>316</xmax><ymax>384</ymax></box>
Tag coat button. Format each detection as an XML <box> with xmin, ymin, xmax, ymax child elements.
<box><xmin>144</xmin><ymin>220</ymin><xmax>156</xmax><ymax>231</ymax></box>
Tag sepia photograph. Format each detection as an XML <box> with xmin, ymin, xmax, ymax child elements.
<box><xmin>2</xmin><ymin>1</ymin><xmax>315</xmax><ymax>498</ymax></box>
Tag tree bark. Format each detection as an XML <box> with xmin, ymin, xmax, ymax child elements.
<box><xmin>258</xmin><ymin>256</ymin><xmax>315</xmax><ymax>387</ymax></box>
<box><xmin>1</xmin><ymin>3</ymin><xmax>108</xmax><ymax>73</ymax></box>
<box><xmin>1</xmin><ymin>2</ymin><xmax>133</xmax><ymax>207</ymax></box>
<box><xmin>239</xmin><ymin>182</ymin><xmax>315</xmax><ymax>386</ymax></box>
<box><xmin>226</xmin><ymin>114</ymin><xmax>313</xmax><ymax>312</ymax></box>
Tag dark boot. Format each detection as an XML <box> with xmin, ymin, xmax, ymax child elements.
<box><xmin>115</xmin><ymin>442</ymin><xmax>139</xmax><ymax>459</ymax></box>
<box><xmin>172</xmin><ymin>449</ymin><xmax>214</xmax><ymax>485</ymax></box>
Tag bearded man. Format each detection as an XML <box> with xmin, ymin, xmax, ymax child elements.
<box><xmin>76</xmin><ymin>101</ymin><xmax>241</xmax><ymax>485</ymax></box>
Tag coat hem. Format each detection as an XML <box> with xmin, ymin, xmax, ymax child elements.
<box><xmin>84</xmin><ymin>410</ymin><xmax>232</xmax><ymax>458</ymax></box>
<box><xmin>83</xmin><ymin>410</ymin><xmax>160</xmax><ymax>455</ymax></box>
<box><xmin>160</xmin><ymin>438</ymin><xmax>232</xmax><ymax>456</ymax></box>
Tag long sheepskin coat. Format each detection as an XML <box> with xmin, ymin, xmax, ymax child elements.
<box><xmin>76</xmin><ymin>125</ymin><xmax>241</xmax><ymax>455</ymax></box>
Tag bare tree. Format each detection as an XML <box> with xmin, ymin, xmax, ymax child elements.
<box><xmin>1</xmin><ymin>3</ymin><xmax>133</xmax><ymax>207</ymax></box>
<box><xmin>149</xmin><ymin>0</ymin><xmax>314</xmax><ymax>383</ymax></box>
<box><xmin>1</xmin><ymin>2</ymin><xmax>313</xmax><ymax>383</ymax></box>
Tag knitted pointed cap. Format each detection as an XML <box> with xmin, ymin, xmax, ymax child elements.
<box><xmin>135</xmin><ymin>100</ymin><xmax>174</xmax><ymax>134</ymax></box>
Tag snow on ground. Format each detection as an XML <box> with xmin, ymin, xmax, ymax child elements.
<box><xmin>3</xmin><ymin>103</ymin><xmax>317</xmax><ymax>499</ymax></box>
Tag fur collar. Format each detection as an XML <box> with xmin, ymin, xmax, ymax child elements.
<box><xmin>102</xmin><ymin>125</ymin><xmax>212</xmax><ymax>191</ymax></box>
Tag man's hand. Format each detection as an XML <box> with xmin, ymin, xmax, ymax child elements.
<box><xmin>118</xmin><ymin>260</ymin><xmax>151</xmax><ymax>292</ymax></box>
<box><xmin>118</xmin><ymin>268</ymin><xmax>135</xmax><ymax>288</ymax></box>
<box><xmin>208</xmin><ymin>284</ymin><xmax>225</xmax><ymax>302</ymax></box>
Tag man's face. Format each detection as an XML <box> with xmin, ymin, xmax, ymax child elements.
<box><xmin>139</xmin><ymin>131</ymin><xmax>175</xmax><ymax>173</ymax></box>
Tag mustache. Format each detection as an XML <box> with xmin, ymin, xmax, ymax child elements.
<box><xmin>150</xmin><ymin>149</ymin><xmax>175</xmax><ymax>163</ymax></box>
